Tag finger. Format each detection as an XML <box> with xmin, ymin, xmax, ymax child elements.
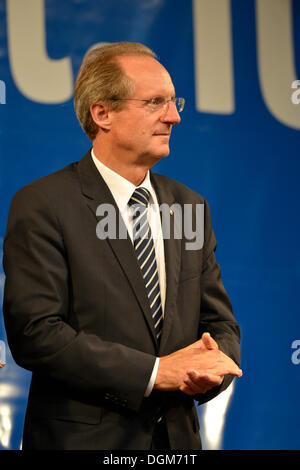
<box><xmin>202</xmin><ymin>332</ymin><xmax>218</xmax><ymax>350</ymax></box>
<box><xmin>187</xmin><ymin>370</ymin><xmax>223</xmax><ymax>388</ymax></box>
<box><xmin>182</xmin><ymin>370</ymin><xmax>205</xmax><ymax>393</ymax></box>
<box><xmin>182</xmin><ymin>378</ymin><xmax>213</xmax><ymax>395</ymax></box>
<box><xmin>183</xmin><ymin>370</ymin><xmax>223</xmax><ymax>394</ymax></box>
<box><xmin>183</xmin><ymin>377</ymin><xmax>203</xmax><ymax>394</ymax></box>
<box><xmin>179</xmin><ymin>383</ymin><xmax>197</xmax><ymax>396</ymax></box>
<box><xmin>221</xmin><ymin>362</ymin><xmax>243</xmax><ymax>377</ymax></box>
<box><xmin>209</xmin><ymin>350</ymin><xmax>243</xmax><ymax>377</ymax></box>
<box><xmin>216</xmin><ymin>366</ymin><xmax>243</xmax><ymax>377</ymax></box>
<box><xmin>184</xmin><ymin>339</ymin><xmax>203</xmax><ymax>351</ymax></box>
<box><xmin>182</xmin><ymin>379</ymin><xmax>208</xmax><ymax>394</ymax></box>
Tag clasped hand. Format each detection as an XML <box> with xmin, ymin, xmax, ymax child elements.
<box><xmin>154</xmin><ymin>332</ymin><xmax>242</xmax><ymax>395</ymax></box>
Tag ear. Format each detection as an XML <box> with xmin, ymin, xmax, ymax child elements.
<box><xmin>90</xmin><ymin>102</ymin><xmax>112</xmax><ymax>131</ymax></box>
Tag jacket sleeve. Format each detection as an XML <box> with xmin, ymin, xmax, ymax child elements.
<box><xmin>3</xmin><ymin>185</ymin><xmax>156</xmax><ymax>412</ymax></box>
<box><xmin>196</xmin><ymin>199</ymin><xmax>241</xmax><ymax>404</ymax></box>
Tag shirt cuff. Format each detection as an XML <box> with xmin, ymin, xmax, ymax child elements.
<box><xmin>144</xmin><ymin>357</ymin><xmax>160</xmax><ymax>397</ymax></box>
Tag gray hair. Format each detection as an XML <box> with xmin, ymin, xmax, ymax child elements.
<box><xmin>74</xmin><ymin>42</ymin><xmax>157</xmax><ymax>140</ymax></box>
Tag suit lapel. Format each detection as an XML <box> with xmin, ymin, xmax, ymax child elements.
<box><xmin>150</xmin><ymin>172</ymin><xmax>182</xmax><ymax>354</ymax></box>
<box><xmin>77</xmin><ymin>151</ymin><xmax>158</xmax><ymax>347</ymax></box>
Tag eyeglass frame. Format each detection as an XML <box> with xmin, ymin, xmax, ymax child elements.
<box><xmin>107</xmin><ymin>97</ymin><xmax>185</xmax><ymax>113</ymax></box>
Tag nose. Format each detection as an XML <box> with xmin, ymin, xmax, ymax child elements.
<box><xmin>160</xmin><ymin>101</ymin><xmax>181</xmax><ymax>125</ymax></box>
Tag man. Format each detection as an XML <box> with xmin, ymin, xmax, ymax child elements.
<box><xmin>3</xmin><ymin>42</ymin><xmax>241</xmax><ymax>450</ymax></box>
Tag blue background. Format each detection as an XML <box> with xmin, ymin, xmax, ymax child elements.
<box><xmin>0</xmin><ymin>0</ymin><xmax>300</xmax><ymax>450</ymax></box>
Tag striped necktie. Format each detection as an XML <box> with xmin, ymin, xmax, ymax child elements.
<box><xmin>128</xmin><ymin>187</ymin><xmax>163</xmax><ymax>342</ymax></box>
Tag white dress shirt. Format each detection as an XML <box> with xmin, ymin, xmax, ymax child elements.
<box><xmin>91</xmin><ymin>149</ymin><xmax>165</xmax><ymax>396</ymax></box>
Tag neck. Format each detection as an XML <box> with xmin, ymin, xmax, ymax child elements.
<box><xmin>92</xmin><ymin>142</ymin><xmax>156</xmax><ymax>186</ymax></box>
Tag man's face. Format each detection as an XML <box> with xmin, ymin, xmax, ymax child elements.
<box><xmin>109</xmin><ymin>55</ymin><xmax>181</xmax><ymax>165</ymax></box>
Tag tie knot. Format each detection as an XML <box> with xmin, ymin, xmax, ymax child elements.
<box><xmin>128</xmin><ymin>187</ymin><xmax>150</xmax><ymax>208</ymax></box>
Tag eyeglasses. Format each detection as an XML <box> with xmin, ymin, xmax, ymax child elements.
<box><xmin>108</xmin><ymin>97</ymin><xmax>185</xmax><ymax>113</ymax></box>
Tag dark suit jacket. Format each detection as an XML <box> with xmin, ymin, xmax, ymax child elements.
<box><xmin>3</xmin><ymin>150</ymin><xmax>240</xmax><ymax>450</ymax></box>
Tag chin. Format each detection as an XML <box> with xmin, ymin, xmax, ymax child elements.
<box><xmin>154</xmin><ymin>145</ymin><xmax>170</xmax><ymax>159</ymax></box>
<box><xmin>151</xmin><ymin>152</ymin><xmax>169</xmax><ymax>163</ymax></box>
<box><xmin>141</xmin><ymin>147</ymin><xmax>170</xmax><ymax>166</ymax></box>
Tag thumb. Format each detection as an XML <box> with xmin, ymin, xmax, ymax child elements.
<box><xmin>202</xmin><ymin>332</ymin><xmax>218</xmax><ymax>350</ymax></box>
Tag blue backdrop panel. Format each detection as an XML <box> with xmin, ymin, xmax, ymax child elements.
<box><xmin>0</xmin><ymin>0</ymin><xmax>300</xmax><ymax>450</ymax></box>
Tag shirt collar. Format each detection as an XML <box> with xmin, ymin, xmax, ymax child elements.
<box><xmin>91</xmin><ymin>148</ymin><xmax>157</xmax><ymax>213</ymax></box>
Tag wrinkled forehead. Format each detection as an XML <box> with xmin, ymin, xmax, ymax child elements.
<box><xmin>116</xmin><ymin>55</ymin><xmax>175</xmax><ymax>97</ymax></box>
